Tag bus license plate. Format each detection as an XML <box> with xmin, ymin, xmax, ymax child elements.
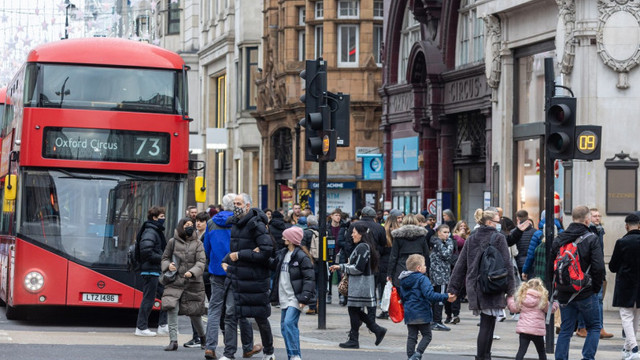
<box><xmin>82</xmin><ymin>293</ymin><xmax>119</xmax><ymax>303</ymax></box>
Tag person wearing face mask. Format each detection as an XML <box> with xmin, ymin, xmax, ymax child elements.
<box><xmin>221</xmin><ymin>193</ymin><xmax>276</xmax><ymax>360</ymax></box>
<box><xmin>135</xmin><ymin>206</ymin><xmax>169</xmax><ymax>337</ymax></box>
<box><xmin>161</xmin><ymin>218</ymin><xmax>207</xmax><ymax>351</ymax></box>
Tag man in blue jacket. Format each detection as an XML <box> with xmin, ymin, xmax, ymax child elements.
<box><xmin>203</xmin><ymin>193</ymin><xmax>261</xmax><ymax>360</ymax></box>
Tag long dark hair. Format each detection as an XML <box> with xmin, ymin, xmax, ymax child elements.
<box><xmin>175</xmin><ymin>217</ymin><xmax>193</xmax><ymax>239</ymax></box>
<box><xmin>353</xmin><ymin>222</ymin><xmax>379</xmax><ymax>273</ymax></box>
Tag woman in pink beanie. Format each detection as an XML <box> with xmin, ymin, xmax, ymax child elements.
<box><xmin>268</xmin><ymin>226</ymin><xmax>315</xmax><ymax>360</ymax></box>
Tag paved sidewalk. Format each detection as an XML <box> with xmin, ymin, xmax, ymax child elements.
<box><xmin>271</xmin><ymin>287</ymin><xmax>625</xmax><ymax>359</ymax></box>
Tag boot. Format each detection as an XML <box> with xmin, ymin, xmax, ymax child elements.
<box><xmin>339</xmin><ymin>331</ymin><xmax>359</xmax><ymax>349</ymax></box>
<box><xmin>600</xmin><ymin>328</ymin><xmax>614</xmax><ymax>339</ymax></box>
<box><xmin>376</xmin><ymin>311</ymin><xmax>389</xmax><ymax>320</ymax></box>
<box><xmin>575</xmin><ymin>328</ymin><xmax>587</xmax><ymax>337</ymax></box>
<box><xmin>164</xmin><ymin>340</ymin><xmax>178</xmax><ymax>351</ymax></box>
<box><xmin>374</xmin><ymin>325</ymin><xmax>387</xmax><ymax>346</ymax></box>
<box><xmin>408</xmin><ymin>351</ymin><xmax>422</xmax><ymax>360</ymax></box>
<box><xmin>200</xmin><ymin>335</ymin><xmax>206</xmax><ymax>349</ymax></box>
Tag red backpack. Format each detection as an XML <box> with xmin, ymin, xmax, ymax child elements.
<box><xmin>553</xmin><ymin>233</ymin><xmax>594</xmax><ymax>299</ymax></box>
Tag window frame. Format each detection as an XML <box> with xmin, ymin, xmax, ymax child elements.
<box><xmin>298</xmin><ymin>6</ymin><xmax>306</xmax><ymax>25</ymax></box>
<box><xmin>373</xmin><ymin>24</ymin><xmax>383</xmax><ymax>66</ymax></box>
<box><xmin>456</xmin><ymin>1</ymin><xmax>485</xmax><ymax>67</ymax></box>
<box><xmin>315</xmin><ymin>25</ymin><xmax>323</xmax><ymax>59</ymax></box>
<box><xmin>298</xmin><ymin>31</ymin><xmax>306</xmax><ymax>61</ymax></box>
<box><xmin>167</xmin><ymin>0</ymin><xmax>180</xmax><ymax>35</ymax></box>
<box><xmin>245</xmin><ymin>47</ymin><xmax>258</xmax><ymax>110</ymax></box>
<box><xmin>337</xmin><ymin>24</ymin><xmax>359</xmax><ymax>67</ymax></box>
<box><xmin>315</xmin><ymin>1</ymin><xmax>323</xmax><ymax>19</ymax></box>
<box><xmin>337</xmin><ymin>0</ymin><xmax>359</xmax><ymax>19</ymax></box>
<box><xmin>373</xmin><ymin>0</ymin><xmax>383</xmax><ymax>19</ymax></box>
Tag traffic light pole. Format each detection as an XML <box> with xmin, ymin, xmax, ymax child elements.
<box><xmin>317</xmin><ymin>159</ymin><xmax>327</xmax><ymax>329</ymax></box>
<box><xmin>544</xmin><ymin>57</ymin><xmax>556</xmax><ymax>354</ymax></box>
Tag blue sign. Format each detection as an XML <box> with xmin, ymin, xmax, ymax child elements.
<box><xmin>358</xmin><ymin>154</ymin><xmax>383</xmax><ymax>180</ymax></box>
<box><xmin>392</xmin><ymin>136</ymin><xmax>419</xmax><ymax>171</ymax></box>
<box><xmin>309</xmin><ymin>182</ymin><xmax>357</xmax><ymax>189</ymax></box>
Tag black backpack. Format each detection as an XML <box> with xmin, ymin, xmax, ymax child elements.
<box><xmin>478</xmin><ymin>233</ymin><xmax>509</xmax><ymax>294</ymax></box>
<box><xmin>127</xmin><ymin>240</ymin><xmax>141</xmax><ymax>272</ymax></box>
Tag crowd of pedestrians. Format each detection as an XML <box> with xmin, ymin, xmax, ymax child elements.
<box><xmin>131</xmin><ymin>199</ymin><xmax>637</xmax><ymax>360</ymax></box>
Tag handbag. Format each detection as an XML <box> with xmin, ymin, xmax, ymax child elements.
<box><xmin>160</xmin><ymin>249</ymin><xmax>179</xmax><ymax>285</ymax></box>
<box><xmin>338</xmin><ymin>274</ymin><xmax>349</xmax><ymax>296</ymax></box>
<box><xmin>388</xmin><ymin>286</ymin><xmax>404</xmax><ymax>323</ymax></box>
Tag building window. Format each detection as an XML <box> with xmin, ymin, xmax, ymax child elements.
<box><xmin>315</xmin><ymin>25</ymin><xmax>323</xmax><ymax>59</ymax></box>
<box><xmin>337</xmin><ymin>25</ymin><xmax>358</xmax><ymax>67</ymax></box>
<box><xmin>135</xmin><ymin>15</ymin><xmax>149</xmax><ymax>37</ymax></box>
<box><xmin>216</xmin><ymin>75</ymin><xmax>226</xmax><ymax>128</ymax></box>
<box><xmin>167</xmin><ymin>0</ymin><xmax>180</xmax><ymax>35</ymax></box>
<box><xmin>456</xmin><ymin>0</ymin><xmax>484</xmax><ymax>66</ymax></box>
<box><xmin>373</xmin><ymin>0</ymin><xmax>383</xmax><ymax>19</ymax></box>
<box><xmin>298</xmin><ymin>31</ymin><xmax>306</xmax><ymax>61</ymax></box>
<box><xmin>298</xmin><ymin>6</ymin><xmax>306</xmax><ymax>25</ymax></box>
<box><xmin>315</xmin><ymin>1</ymin><xmax>323</xmax><ymax>19</ymax></box>
<box><xmin>246</xmin><ymin>47</ymin><xmax>258</xmax><ymax>109</ymax></box>
<box><xmin>398</xmin><ymin>7</ymin><xmax>420</xmax><ymax>83</ymax></box>
<box><xmin>338</xmin><ymin>0</ymin><xmax>359</xmax><ymax>19</ymax></box>
<box><xmin>373</xmin><ymin>25</ymin><xmax>383</xmax><ymax>66</ymax></box>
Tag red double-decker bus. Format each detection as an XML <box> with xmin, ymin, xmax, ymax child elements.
<box><xmin>0</xmin><ymin>38</ymin><xmax>192</xmax><ymax>319</ymax></box>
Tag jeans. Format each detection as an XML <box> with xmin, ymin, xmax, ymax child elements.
<box><xmin>136</xmin><ymin>275</ymin><xmax>167</xmax><ymax>330</ymax></box>
<box><xmin>516</xmin><ymin>333</ymin><xmax>546</xmax><ymax>360</ymax></box>
<box><xmin>224</xmin><ymin>288</ymin><xmax>274</xmax><ymax>358</ymax></box>
<box><xmin>555</xmin><ymin>294</ymin><xmax>601</xmax><ymax>360</ymax></box>
<box><xmin>406</xmin><ymin>323</ymin><xmax>432</xmax><ymax>357</ymax></box>
<box><xmin>206</xmin><ymin>276</ymin><xmax>254</xmax><ymax>352</ymax></box>
<box><xmin>167</xmin><ymin>305</ymin><xmax>205</xmax><ymax>342</ymax></box>
<box><xmin>620</xmin><ymin>307</ymin><xmax>640</xmax><ymax>351</ymax></box>
<box><xmin>577</xmin><ymin>288</ymin><xmax>604</xmax><ymax>329</ymax></box>
<box><xmin>281</xmin><ymin>307</ymin><xmax>302</xmax><ymax>358</ymax></box>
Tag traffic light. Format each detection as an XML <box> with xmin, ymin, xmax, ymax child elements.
<box><xmin>300</xmin><ymin>59</ymin><xmax>335</xmax><ymax>161</ymax></box>
<box><xmin>574</xmin><ymin>125</ymin><xmax>602</xmax><ymax>161</ymax></box>
<box><xmin>546</xmin><ymin>96</ymin><xmax>576</xmax><ymax>160</ymax></box>
<box><xmin>328</xmin><ymin>92</ymin><xmax>350</xmax><ymax>147</ymax></box>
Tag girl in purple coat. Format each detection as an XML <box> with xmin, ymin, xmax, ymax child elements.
<box><xmin>507</xmin><ymin>278</ymin><xmax>559</xmax><ymax>360</ymax></box>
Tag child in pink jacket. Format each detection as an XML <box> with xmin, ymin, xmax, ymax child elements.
<box><xmin>507</xmin><ymin>278</ymin><xmax>559</xmax><ymax>360</ymax></box>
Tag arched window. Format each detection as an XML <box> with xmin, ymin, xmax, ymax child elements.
<box><xmin>398</xmin><ymin>7</ymin><xmax>421</xmax><ymax>84</ymax></box>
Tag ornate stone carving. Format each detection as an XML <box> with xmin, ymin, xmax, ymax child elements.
<box><xmin>596</xmin><ymin>0</ymin><xmax>640</xmax><ymax>89</ymax></box>
<box><xmin>556</xmin><ymin>0</ymin><xmax>576</xmax><ymax>75</ymax></box>
<box><xmin>483</xmin><ymin>15</ymin><xmax>502</xmax><ymax>102</ymax></box>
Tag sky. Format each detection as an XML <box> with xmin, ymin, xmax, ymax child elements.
<box><xmin>0</xmin><ymin>0</ymin><xmax>159</xmax><ymax>86</ymax></box>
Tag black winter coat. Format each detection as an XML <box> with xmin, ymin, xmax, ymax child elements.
<box><xmin>513</xmin><ymin>224</ymin><xmax>535</xmax><ymax>270</ymax></box>
<box><xmin>609</xmin><ymin>229</ymin><xmax>640</xmax><ymax>307</ymax></box>
<box><xmin>301</xmin><ymin>225</ymin><xmax>319</xmax><ymax>259</ymax></box>
<box><xmin>137</xmin><ymin>220</ymin><xmax>166</xmax><ymax>273</ymax></box>
<box><xmin>225</xmin><ymin>208</ymin><xmax>273</xmax><ymax>318</ymax></box>
<box><xmin>550</xmin><ymin>222</ymin><xmax>604</xmax><ymax>304</ymax></box>
<box><xmin>269</xmin><ymin>247</ymin><xmax>316</xmax><ymax>305</ymax></box>
<box><xmin>387</xmin><ymin>225</ymin><xmax>430</xmax><ymax>287</ymax></box>
<box><xmin>449</xmin><ymin>226</ymin><xmax>516</xmax><ymax>311</ymax></box>
<box><xmin>269</xmin><ymin>215</ymin><xmax>290</xmax><ymax>251</ymax></box>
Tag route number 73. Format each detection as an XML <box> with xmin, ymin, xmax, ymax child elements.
<box><xmin>135</xmin><ymin>137</ymin><xmax>161</xmax><ymax>157</ymax></box>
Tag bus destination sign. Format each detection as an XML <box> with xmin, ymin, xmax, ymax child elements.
<box><xmin>43</xmin><ymin>127</ymin><xmax>170</xmax><ymax>164</ymax></box>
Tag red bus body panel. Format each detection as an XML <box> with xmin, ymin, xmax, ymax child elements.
<box><xmin>20</xmin><ymin>108</ymin><xmax>189</xmax><ymax>173</ymax></box>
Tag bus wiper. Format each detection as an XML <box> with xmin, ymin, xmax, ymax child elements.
<box><xmin>57</xmin><ymin>169</ymin><xmax>118</xmax><ymax>181</ymax></box>
<box><xmin>54</xmin><ymin>77</ymin><xmax>71</xmax><ymax>107</ymax></box>
<box><xmin>115</xmin><ymin>171</ymin><xmax>154</xmax><ymax>181</ymax></box>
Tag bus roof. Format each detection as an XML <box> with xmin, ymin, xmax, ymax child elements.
<box><xmin>26</xmin><ymin>38</ymin><xmax>185</xmax><ymax>70</ymax></box>
<box><xmin>0</xmin><ymin>87</ymin><xmax>5</xmax><ymax>104</ymax></box>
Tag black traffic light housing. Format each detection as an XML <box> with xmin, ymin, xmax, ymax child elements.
<box><xmin>574</xmin><ymin>125</ymin><xmax>602</xmax><ymax>161</ymax></box>
<box><xmin>546</xmin><ymin>96</ymin><xmax>576</xmax><ymax>160</ymax></box>
<box><xmin>300</xmin><ymin>59</ymin><xmax>337</xmax><ymax>161</ymax></box>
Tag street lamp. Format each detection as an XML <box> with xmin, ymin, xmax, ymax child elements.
<box><xmin>64</xmin><ymin>0</ymin><xmax>77</xmax><ymax>39</ymax></box>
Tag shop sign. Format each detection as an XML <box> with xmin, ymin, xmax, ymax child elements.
<box><xmin>358</xmin><ymin>154</ymin><xmax>383</xmax><ymax>180</ymax></box>
<box><xmin>444</xmin><ymin>75</ymin><xmax>490</xmax><ymax>104</ymax></box>
<box><xmin>392</xmin><ymin>136</ymin><xmax>419</xmax><ymax>171</ymax></box>
<box><xmin>314</xmin><ymin>189</ymin><xmax>353</xmax><ymax>216</ymax></box>
<box><xmin>309</xmin><ymin>182</ymin><xmax>356</xmax><ymax>189</ymax></box>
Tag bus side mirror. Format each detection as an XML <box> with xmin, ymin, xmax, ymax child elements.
<box><xmin>195</xmin><ymin>176</ymin><xmax>206</xmax><ymax>203</ymax></box>
<box><xmin>4</xmin><ymin>174</ymin><xmax>16</xmax><ymax>200</ymax></box>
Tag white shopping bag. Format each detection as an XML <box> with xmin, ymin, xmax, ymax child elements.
<box><xmin>380</xmin><ymin>280</ymin><xmax>393</xmax><ymax>312</ymax></box>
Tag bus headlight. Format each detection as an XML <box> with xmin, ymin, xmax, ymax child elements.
<box><xmin>24</xmin><ymin>271</ymin><xmax>44</xmax><ymax>292</ymax></box>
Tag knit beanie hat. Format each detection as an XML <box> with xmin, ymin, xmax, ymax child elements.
<box><xmin>283</xmin><ymin>226</ymin><xmax>304</xmax><ymax>246</ymax></box>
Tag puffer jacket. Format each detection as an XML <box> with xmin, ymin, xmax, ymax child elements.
<box><xmin>225</xmin><ymin>208</ymin><xmax>274</xmax><ymax>319</ymax></box>
<box><xmin>269</xmin><ymin>212</ymin><xmax>290</xmax><ymax>251</ymax></box>
<box><xmin>161</xmin><ymin>229</ymin><xmax>207</xmax><ymax>316</ymax></box>
<box><xmin>429</xmin><ymin>235</ymin><xmax>455</xmax><ymax>286</ymax></box>
<box><xmin>388</xmin><ymin>225</ymin><xmax>430</xmax><ymax>287</ymax></box>
<box><xmin>137</xmin><ymin>220</ymin><xmax>166</xmax><ymax>273</ymax></box>
<box><xmin>399</xmin><ymin>270</ymin><xmax>448</xmax><ymax>325</ymax></box>
<box><xmin>269</xmin><ymin>247</ymin><xmax>316</xmax><ymax>305</ymax></box>
<box><xmin>448</xmin><ymin>225</ymin><xmax>516</xmax><ymax>311</ymax></box>
<box><xmin>507</xmin><ymin>289</ymin><xmax>558</xmax><ymax>336</ymax></box>
<box><xmin>203</xmin><ymin>210</ymin><xmax>233</xmax><ymax>277</ymax></box>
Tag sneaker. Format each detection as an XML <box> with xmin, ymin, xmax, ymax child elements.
<box><xmin>631</xmin><ymin>353</ymin><xmax>640</xmax><ymax>360</ymax></box>
<box><xmin>261</xmin><ymin>354</ymin><xmax>275</xmax><ymax>360</ymax></box>
<box><xmin>205</xmin><ymin>349</ymin><xmax>218</xmax><ymax>360</ymax></box>
<box><xmin>432</xmin><ymin>323</ymin><xmax>451</xmax><ymax>331</ymax></box>
<box><xmin>493</xmin><ymin>334</ymin><xmax>501</xmax><ymax>340</ymax></box>
<box><xmin>306</xmin><ymin>309</ymin><xmax>317</xmax><ymax>315</ymax></box>
<box><xmin>291</xmin><ymin>356</ymin><xmax>302</xmax><ymax>360</ymax></box>
<box><xmin>510</xmin><ymin>313</ymin><xmax>520</xmax><ymax>321</ymax></box>
<box><xmin>327</xmin><ymin>294</ymin><xmax>332</xmax><ymax>304</ymax></box>
<box><xmin>444</xmin><ymin>316</ymin><xmax>452</xmax><ymax>324</ymax></box>
<box><xmin>243</xmin><ymin>344</ymin><xmax>263</xmax><ymax>358</ymax></box>
<box><xmin>184</xmin><ymin>338</ymin><xmax>201</xmax><ymax>348</ymax></box>
<box><xmin>157</xmin><ymin>324</ymin><xmax>169</xmax><ymax>336</ymax></box>
<box><xmin>134</xmin><ymin>328</ymin><xmax>157</xmax><ymax>337</ymax></box>
<box><xmin>219</xmin><ymin>357</ymin><xmax>234</xmax><ymax>360</ymax></box>
<box><xmin>451</xmin><ymin>316</ymin><xmax>460</xmax><ymax>325</ymax></box>
<box><xmin>622</xmin><ymin>349</ymin><xmax>631</xmax><ymax>360</ymax></box>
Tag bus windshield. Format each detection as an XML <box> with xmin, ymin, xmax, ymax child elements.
<box><xmin>24</xmin><ymin>64</ymin><xmax>182</xmax><ymax>114</ymax></box>
<box><xmin>18</xmin><ymin>169</ymin><xmax>183</xmax><ymax>267</ymax></box>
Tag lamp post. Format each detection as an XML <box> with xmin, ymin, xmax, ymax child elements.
<box><xmin>64</xmin><ymin>0</ymin><xmax>77</xmax><ymax>39</ymax></box>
